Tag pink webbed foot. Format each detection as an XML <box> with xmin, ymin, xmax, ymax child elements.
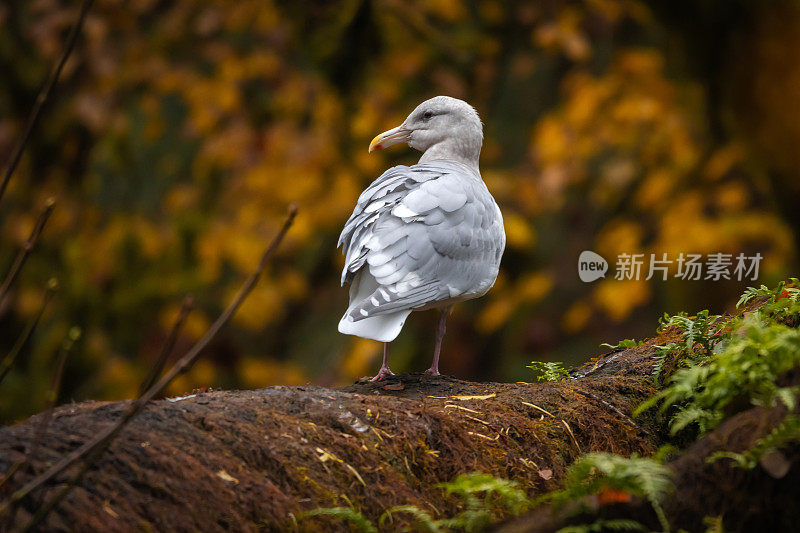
<box><xmin>369</xmin><ymin>366</ymin><xmax>395</xmax><ymax>382</ymax></box>
<box><xmin>423</xmin><ymin>367</ymin><xmax>440</xmax><ymax>376</ymax></box>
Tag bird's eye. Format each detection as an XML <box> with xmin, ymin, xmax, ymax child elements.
<box><xmin>422</xmin><ymin>110</ymin><xmax>434</xmax><ymax>120</ymax></box>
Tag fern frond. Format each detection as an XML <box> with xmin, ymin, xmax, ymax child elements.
<box><xmin>436</xmin><ymin>510</ymin><xmax>493</xmax><ymax>533</ymax></box>
<box><xmin>638</xmin><ymin>305</ymin><xmax>800</xmax><ymax>438</ymax></box>
<box><xmin>669</xmin><ymin>406</ymin><xmax>714</xmax><ymax>435</ymax></box>
<box><xmin>651</xmin><ymin>344</ymin><xmax>676</xmax><ymax>384</ymax></box>
<box><xmin>709</xmin><ymin>415</ymin><xmax>800</xmax><ymax>469</ymax></box>
<box><xmin>601</xmin><ymin>339</ymin><xmax>644</xmax><ymax>350</ymax></box>
<box><xmin>703</xmin><ymin>515</ymin><xmax>725</xmax><ymax>533</ymax></box>
<box><xmin>557</xmin><ymin>519</ymin><xmax>645</xmax><ymax>533</ymax></box>
<box><xmin>299</xmin><ymin>507</ymin><xmax>377</xmax><ymax>533</ymax></box>
<box><xmin>527</xmin><ymin>361</ymin><xmax>570</xmax><ymax>383</ymax></box>
<box><xmin>380</xmin><ymin>506</ymin><xmax>441</xmax><ymax>532</ymax></box>
<box><xmin>552</xmin><ymin>453</ymin><xmax>673</xmax><ymax>533</ymax></box>
<box><xmin>737</xmin><ymin>285</ymin><xmax>770</xmax><ymax>308</ymax></box>
<box><xmin>775</xmin><ymin>387</ymin><xmax>798</xmax><ymax>411</ymax></box>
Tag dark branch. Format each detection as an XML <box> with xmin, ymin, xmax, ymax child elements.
<box><xmin>0</xmin><ymin>279</ymin><xmax>58</xmax><ymax>388</ymax></box>
<box><xmin>0</xmin><ymin>199</ymin><xmax>56</xmax><ymax>303</ymax></box>
<box><xmin>2</xmin><ymin>326</ymin><xmax>78</xmax><ymax>530</ymax></box>
<box><xmin>5</xmin><ymin>204</ymin><xmax>297</xmax><ymax>529</ymax></box>
<box><xmin>0</xmin><ymin>0</ymin><xmax>94</xmax><ymax>209</ymax></box>
<box><xmin>138</xmin><ymin>295</ymin><xmax>195</xmax><ymax>395</ymax></box>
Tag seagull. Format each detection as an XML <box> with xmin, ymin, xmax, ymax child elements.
<box><xmin>337</xmin><ymin>96</ymin><xmax>505</xmax><ymax>381</ymax></box>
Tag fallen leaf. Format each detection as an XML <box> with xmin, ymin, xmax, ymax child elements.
<box><xmin>216</xmin><ymin>469</ymin><xmax>239</xmax><ymax>484</ymax></box>
<box><xmin>383</xmin><ymin>382</ymin><xmax>404</xmax><ymax>391</ymax></box>
<box><xmin>538</xmin><ymin>469</ymin><xmax>553</xmax><ymax>480</ymax></box>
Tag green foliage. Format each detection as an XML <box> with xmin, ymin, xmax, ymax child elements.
<box><xmin>737</xmin><ymin>278</ymin><xmax>800</xmax><ymax>308</ymax></box>
<box><xmin>545</xmin><ymin>453</ymin><xmax>672</xmax><ymax>533</ymax></box>
<box><xmin>298</xmin><ymin>506</ymin><xmax>378</xmax><ymax>533</ymax></box>
<box><xmin>738</xmin><ymin>279</ymin><xmax>800</xmax><ymax>326</ymax></box>
<box><xmin>557</xmin><ymin>519</ymin><xmax>645</xmax><ymax>533</ymax></box>
<box><xmin>702</xmin><ymin>515</ymin><xmax>725</xmax><ymax>533</ymax></box>
<box><xmin>380</xmin><ymin>506</ymin><xmax>442</xmax><ymax>532</ymax></box>
<box><xmin>650</xmin><ymin>310</ymin><xmax>730</xmax><ymax>384</ymax></box>
<box><xmin>662</xmin><ymin>310</ymin><xmax>728</xmax><ymax>357</ymax></box>
<box><xmin>600</xmin><ymin>339</ymin><xmax>644</xmax><ymax>350</ymax></box>
<box><xmin>436</xmin><ymin>472</ymin><xmax>530</xmax><ymax>529</ymax></box>
<box><xmin>527</xmin><ymin>361</ymin><xmax>570</xmax><ymax>382</ymax></box>
<box><xmin>638</xmin><ymin>280</ymin><xmax>800</xmax><ymax>476</ymax></box>
<box><xmin>650</xmin><ymin>345</ymin><xmax>673</xmax><ymax>385</ymax></box>
<box><xmin>2</xmin><ymin>0</ymin><xmax>798</xmax><ymax>423</ymax></box>
<box><xmin>708</xmin><ymin>415</ymin><xmax>800</xmax><ymax>470</ymax></box>
<box><xmin>304</xmin><ymin>472</ymin><xmax>530</xmax><ymax>533</ymax></box>
<box><xmin>737</xmin><ymin>284</ymin><xmax>778</xmax><ymax>308</ymax></box>
<box><xmin>637</xmin><ymin>316</ymin><xmax>800</xmax><ymax>437</ymax></box>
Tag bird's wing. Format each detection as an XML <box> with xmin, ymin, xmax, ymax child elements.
<box><xmin>338</xmin><ymin>162</ymin><xmax>504</xmax><ymax>321</ymax></box>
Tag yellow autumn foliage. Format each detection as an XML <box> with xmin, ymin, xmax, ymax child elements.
<box><xmin>0</xmin><ymin>0</ymin><xmax>797</xmax><ymax>421</ymax></box>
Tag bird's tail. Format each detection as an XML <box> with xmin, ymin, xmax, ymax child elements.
<box><xmin>338</xmin><ymin>270</ymin><xmax>411</xmax><ymax>343</ymax></box>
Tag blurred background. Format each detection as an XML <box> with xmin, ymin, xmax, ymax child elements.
<box><xmin>0</xmin><ymin>0</ymin><xmax>798</xmax><ymax>423</ymax></box>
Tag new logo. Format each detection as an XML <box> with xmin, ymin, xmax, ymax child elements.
<box><xmin>578</xmin><ymin>251</ymin><xmax>608</xmax><ymax>282</ymax></box>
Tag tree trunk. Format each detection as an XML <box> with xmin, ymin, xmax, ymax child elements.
<box><xmin>0</xmin><ymin>338</ymin><xmax>668</xmax><ymax>532</ymax></box>
<box><xmin>498</xmin><ymin>402</ymin><xmax>800</xmax><ymax>533</ymax></box>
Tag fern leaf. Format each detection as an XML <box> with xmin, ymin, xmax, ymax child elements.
<box><xmin>380</xmin><ymin>506</ymin><xmax>441</xmax><ymax>532</ymax></box>
<box><xmin>300</xmin><ymin>507</ymin><xmax>377</xmax><ymax>533</ymax></box>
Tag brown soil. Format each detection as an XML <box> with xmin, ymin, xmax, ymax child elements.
<box><xmin>0</xmin><ymin>336</ymin><xmax>672</xmax><ymax>532</ymax></box>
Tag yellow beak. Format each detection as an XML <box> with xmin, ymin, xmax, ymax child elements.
<box><xmin>368</xmin><ymin>125</ymin><xmax>410</xmax><ymax>153</ymax></box>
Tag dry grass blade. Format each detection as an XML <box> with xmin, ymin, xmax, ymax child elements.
<box><xmin>561</xmin><ymin>420</ymin><xmax>581</xmax><ymax>453</ymax></box>
<box><xmin>0</xmin><ymin>279</ymin><xmax>58</xmax><ymax>387</ymax></box>
<box><xmin>0</xmin><ymin>0</ymin><xmax>94</xmax><ymax>208</ymax></box>
<box><xmin>0</xmin><ymin>200</ymin><xmax>55</xmax><ymax>302</ymax></box>
<box><xmin>6</xmin><ymin>204</ymin><xmax>297</xmax><ymax>531</ymax></box>
<box><xmin>138</xmin><ymin>295</ymin><xmax>194</xmax><ymax>395</ymax></box>
<box><xmin>520</xmin><ymin>401</ymin><xmax>555</xmax><ymax>418</ymax></box>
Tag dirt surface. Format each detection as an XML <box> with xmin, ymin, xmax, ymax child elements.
<box><xmin>0</xmin><ymin>337</ymin><xmax>672</xmax><ymax>532</ymax></box>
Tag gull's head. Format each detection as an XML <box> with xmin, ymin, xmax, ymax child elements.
<box><xmin>369</xmin><ymin>96</ymin><xmax>483</xmax><ymax>167</ymax></box>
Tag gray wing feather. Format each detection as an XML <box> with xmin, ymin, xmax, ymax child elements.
<box><xmin>338</xmin><ymin>161</ymin><xmax>505</xmax><ymax>321</ymax></box>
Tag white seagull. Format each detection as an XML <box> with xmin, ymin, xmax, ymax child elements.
<box><xmin>337</xmin><ymin>96</ymin><xmax>506</xmax><ymax>381</ymax></box>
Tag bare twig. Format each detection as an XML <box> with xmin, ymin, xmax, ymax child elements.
<box><xmin>0</xmin><ymin>0</ymin><xmax>94</xmax><ymax>208</ymax></box>
<box><xmin>0</xmin><ymin>199</ymin><xmax>56</xmax><ymax>303</ymax></box>
<box><xmin>19</xmin><ymin>458</ymin><xmax>88</xmax><ymax>532</ymax></box>
<box><xmin>1</xmin><ymin>326</ymin><xmax>78</xmax><ymax>529</ymax></box>
<box><xmin>138</xmin><ymin>295</ymin><xmax>195</xmax><ymax>395</ymax></box>
<box><xmin>32</xmin><ymin>327</ymin><xmax>81</xmax><ymax>452</ymax></box>
<box><xmin>0</xmin><ymin>278</ymin><xmax>58</xmax><ymax>387</ymax></box>
<box><xmin>6</xmin><ymin>204</ymin><xmax>297</xmax><ymax>530</ymax></box>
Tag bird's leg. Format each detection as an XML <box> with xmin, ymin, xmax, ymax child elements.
<box><xmin>425</xmin><ymin>306</ymin><xmax>451</xmax><ymax>376</ymax></box>
<box><xmin>370</xmin><ymin>342</ymin><xmax>395</xmax><ymax>382</ymax></box>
